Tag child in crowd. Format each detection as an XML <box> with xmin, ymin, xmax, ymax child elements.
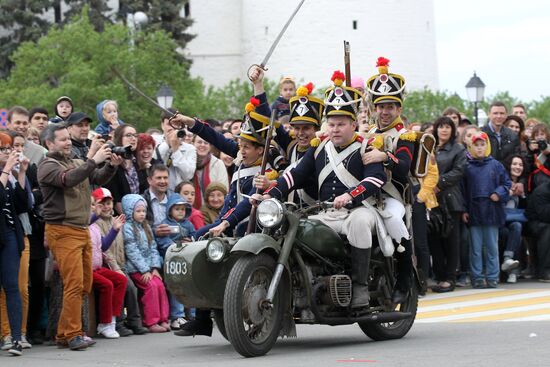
<box><xmin>121</xmin><ymin>194</ymin><xmax>169</xmax><ymax>333</ymax></box>
<box><xmin>462</xmin><ymin>132</ymin><xmax>511</xmax><ymax>289</ymax></box>
<box><xmin>26</xmin><ymin>127</ymin><xmax>41</xmax><ymax>146</ymax></box>
<box><xmin>175</xmin><ymin>181</ymin><xmax>205</xmax><ymax>230</ymax></box>
<box><xmin>95</xmin><ymin>100</ymin><xmax>124</xmax><ymax>135</ymax></box>
<box><xmin>49</xmin><ymin>96</ymin><xmax>73</xmax><ymax>124</ymax></box>
<box><xmin>156</xmin><ymin>193</ymin><xmax>195</xmax><ymax>330</ymax></box>
<box><xmin>89</xmin><ymin>193</ymin><xmax>127</xmax><ymax>339</ymax></box>
<box><xmin>156</xmin><ymin>194</ymin><xmax>195</xmax><ymax>256</ymax></box>
<box><xmin>200</xmin><ymin>182</ymin><xmax>228</xmax><ymax>225</ymax></box>
<box><xmin>270</xmin><ymin>76</ymin><xmax>296</xmax><ymax>119</ymax></box>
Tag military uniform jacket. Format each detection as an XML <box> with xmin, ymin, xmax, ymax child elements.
<box><xmin>266</xmin><ymin>136</ymin><xmax>386</xmax><ymax>205</ymax></box>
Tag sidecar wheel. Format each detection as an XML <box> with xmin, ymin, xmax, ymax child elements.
<box><xmin>358</xmin><ymin>283</ymin><xmax>418</xmax><ymax>341</ymax></box>
<box><xmin>224</xmin><ymin>253</ymin><xmax>284</xmax><ymax>358</ymax></box>
<box><xmin>213</xmin><ymin>309</ymin><xmax>228</xmax><ymax>341</ymax></box>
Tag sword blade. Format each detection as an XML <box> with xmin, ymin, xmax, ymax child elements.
<box><xmin>260</xmin><ymin>0</ymin><xmax>306</xmax><ymax>68</ymax></box>
<box><xmin>111</xmin><ymin>67</ymin><xmax>175</xmax><ymax>116</ymax></box>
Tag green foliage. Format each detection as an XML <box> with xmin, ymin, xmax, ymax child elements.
<box><xmin>529</xmin><ymin>96</ymin><xmax>550</xmax><ymax>123</ymax></box>
<box><xmin>0</xmin><ymin>0</ymin><xmax>53</xmax><ymax>77</ymax></box>
<box><xmin>402</xmin><ymin>88</ymin><xmax>467</xmax><ymax>123</ymax></box>
<box><xmin>63</xmin><ymin>0</ymin><xmax>113</xmax><ymax>31</ymax></box>
<box><xmin>0</xmin><ymin>10</ymin><xmax>206</xmax><ymax>132</ymax></box>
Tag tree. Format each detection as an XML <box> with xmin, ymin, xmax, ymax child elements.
<box><xmin>529</xmin><ymin>96</ymin><xmax>550</xmax><ymax>124</ymax></box>
<box><xmin>63</xmin><ymin>0</ymin><xmax>113</xmax><ymax>31</ymax></box>
<box><xmin>0</xmin><ymin>0</ymin><xmax>53</xmax><ymax>77</ymax></box>
<box><xmin>119</xmin><ymin>0</ymin><xmax>194</xmax><ymax>59</ymax></box>
<box><xmin>0</xmin><ymin>9</ymin><xmax>208</xmax><ymax>132</ymax></box>
<box><xmin>402</xmin><ymin>88</ymin><xmax>467</xmax><ymax>123</ymax></box>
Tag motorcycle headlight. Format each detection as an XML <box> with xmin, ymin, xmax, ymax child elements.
<box><xmin>257</xmin><ymin>198</ymin><xmax>285</xmax><ymax>228</ymax></box>
<box><xmin>206</xmin><ymin>238</ymin><xmax>227</xmax><ymax>263</ymax></box>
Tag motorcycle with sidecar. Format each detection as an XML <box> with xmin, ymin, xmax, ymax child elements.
<box><xmin>164</xmin><ymin>199</ymin><xmax>418</xmax><ymax>358</ymax></box>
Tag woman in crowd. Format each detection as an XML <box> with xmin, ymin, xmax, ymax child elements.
<box><xmin>505</xmin><ymin>115</ymin><xmax>528</xmax><ymax>156</ymax></box>
<box><xmin>428</xmin><ymin>117</ymin><xmax>467</xmax><ymax>292</ymax></box>
<box><xmin>192</xmin><ymin>135</ymin><xmax>229</xmax><ymax>209</ymax></box>
<box><xmin>200</xmin><ymin>182</ymin><xmax>228</xmax><ymax>225</ymax></box>
<box><xmin>0</xmin><ymin>132</ymin><xmax>29</xmax><ymax>356</ymax></box>
<box><xmin>527</xmin><ymin>124</ymin><xmax>550</xmax><ymax>192</ymax></box>
<box><xmin>106</xmin><ymin>124</ymin><xmax>142</xmax><ymax>214</ymax></box>
<box><xmin>136</xmin><ymin>133</ymin><xmax>158</xmax><ymax>192</ymax></box>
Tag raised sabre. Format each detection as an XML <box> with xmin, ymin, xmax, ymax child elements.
<box><xmin>247</xmin><ymin>0</ymin><xmax>306</xmax><ymax>80</ymax></box>
<box><xmin>111</xmin><ymin>67</ymin><xmax>179</xmax><ymax>120</ymax></box>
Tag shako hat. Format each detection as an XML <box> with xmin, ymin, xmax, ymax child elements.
<box><xmin>239</xmin><ymin>97</ymin><xmax>271</xmax><ymax>145</ymax></box>
<box><xmin>324</xmin><ymin>70</ymin><xmax>363</xmax><ymax>121</ymax></box>
<box><xmin>289</xmin><ymin>82</ymin><xmax>324</xmax><ymax>128</ymax></box>
<box><xmin>366</xmin><ymin>57</ymin><xmax>406</xmax><ymax>106</ymax></box>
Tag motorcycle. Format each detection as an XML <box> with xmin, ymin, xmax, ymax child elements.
<box><xmin>164</xmin><ymin>199</ymin><xmax>418</xmax><ymax>358</ymax></box>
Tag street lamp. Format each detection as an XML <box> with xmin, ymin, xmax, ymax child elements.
<box><xmin>465</xmin><ymin>72</ymin><xmax>486</xmax><ymax>126</ymax></box>
<box><xmin>127</xmin><ymin>11</ymin><xmax>148</xmax><ymax>46</ymax></box>
<box><xmin>157</xmin><ymin>85</ymin><xmax>174</xmax><ymax>109</ymax></box>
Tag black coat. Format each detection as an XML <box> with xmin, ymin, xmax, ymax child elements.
<box><xmin>435</xmin><ymin>141</ymin><xmax>466</xmax><ymax>212</ymax></box>
<box><xmin>526</xmin><ymin>181</ymin><xmax>550</xmax><ymax>223</ymax></box>
<box><xmin>481</xmin><ymin>123</ymin><xmax>520</xmax><ymax>164</ymax></box>
<box><xmin>105</xmin><ymin>160</ymin><xmax>148</xmax><ymax>214</ymax></box>
<box><xmin>0</xmin><ymin>180</ymin><xmax>29</xmax><ymax>254</ymax></box>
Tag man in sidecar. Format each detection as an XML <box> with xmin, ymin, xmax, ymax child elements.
<box><xmin>258</xmin><ymin>71</ymin><xmax>392</xmax><ymax>308</ymax></box>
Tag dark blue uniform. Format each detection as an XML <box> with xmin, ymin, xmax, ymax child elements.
<box><xmin>266</xmin><ymin>137</ymin><xmax>386</xmax><ymax>205</ymax></box>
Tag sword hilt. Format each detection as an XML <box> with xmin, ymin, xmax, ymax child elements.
<box><xmin>247</xmin><ymin>64</ymin><xmax>268</xmax><ymax>82</ymax></box>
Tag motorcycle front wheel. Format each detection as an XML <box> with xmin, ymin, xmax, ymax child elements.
<box><xmin>223</xmin><ymin>253</ymin><xmax>284</xmax><ymax>357</ymax></box>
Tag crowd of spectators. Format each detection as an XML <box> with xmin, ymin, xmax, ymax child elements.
<box><xmin>1</xmin><ymin>81</ymin><xmax>549</xmax><ymax>356</ymax></box>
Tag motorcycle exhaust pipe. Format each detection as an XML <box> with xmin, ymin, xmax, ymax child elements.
<box><xmin>309</xmin><ymin>283</ymin><xmax>413</xmax><ymax>326</ymax></box>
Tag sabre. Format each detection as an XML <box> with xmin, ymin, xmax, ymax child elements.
<box><xmin>111</xmin><ymin>67</ymin><xmax>179</xmax><ymax>121</ymax></box>
<box><xmin>247</xmin><ymin>0</ymin><xmax>306</xmax><ymax>80</ymax></box>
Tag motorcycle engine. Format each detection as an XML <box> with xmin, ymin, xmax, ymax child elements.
<box><xmin>319</xmin><ymin>275</ymin><xmax>352</xmax><ymax>308</ymax></box>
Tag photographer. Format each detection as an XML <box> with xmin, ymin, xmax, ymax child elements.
<box><xmin>105</xmin><ymin>124</ymin><xmax>145</xmax><ymax>215</ymax></box>
<box><xmin>527</xmin><ymin>123</ymin><xmax>550</xmax><ymax>193</ymax></box>
<box><xmin>153</xmin><ymin>109</ymin><xmax>196</xmax><ymax>191</ymax></box>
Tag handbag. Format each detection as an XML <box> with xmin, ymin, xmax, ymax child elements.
<box><xmin>427</xmin><ymin>203</ymin><xmax>454</xmax><ymax>238</ymax></box>
<box><xmin>504</xmin><ymin>208</ymin><xmax>528</xmax><ymax>223</ymax></box>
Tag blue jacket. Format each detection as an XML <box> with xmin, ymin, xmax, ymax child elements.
<box><xmin>463</xmin><ymin>156</ymin><xmax>511</xmax><ymax>226</ymax></box>
<box><xmin>156</xmin><ymin>194</ymin><xmax>196</xmax><ymax>257</ymax></box>
<box><xmin>95</xmin><ymin>100</ymin><xmax>124</xmax><ymax>135</ymax></box>
<box><xmin>122</xmin><ymin>194</ymin><xmax>162</xmax><ymax>274</ymax></box>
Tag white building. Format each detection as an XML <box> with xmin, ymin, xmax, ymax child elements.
<box><xmin>185</xmin><ymin>0</ymin><xmax>438</xmax><ymax>90</ymax></box>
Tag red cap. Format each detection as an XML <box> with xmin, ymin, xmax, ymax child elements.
<box><xmin>92</xmin><ymin>187</ymin><xmax>113</xmax><ymax>202</ymax></box>
<box><xmin>471</xmin><ymin>132</ymin><xmax>489</xmax><ymax>144</ymax></box>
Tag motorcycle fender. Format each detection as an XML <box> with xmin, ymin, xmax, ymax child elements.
<box><xmin>230</xmin><ymin>233</ymin><xmax>282</xmax><ymax>256</ymax></box>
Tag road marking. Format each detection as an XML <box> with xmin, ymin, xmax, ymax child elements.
<box><xmin>417</xmin><ymin>289</ymin><xmax>550</xmax><ymax>323</ymax></box>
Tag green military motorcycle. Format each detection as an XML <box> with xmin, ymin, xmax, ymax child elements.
<box><xmin>164</xmin><ymin>199</ymin><xmax>418</xmax><ymax>358</ymax></box>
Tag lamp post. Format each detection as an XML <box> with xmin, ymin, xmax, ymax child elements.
<box><xmin>156</xmin><ymin>85</ymin><xmax>174</xmax><ymax>109</ymax></box>
<box><xmin>127</xmin><ymin>11</ymin><xmax>148</xmax><ymax>46</ymax></box>
<box><xmin>465</xmin><ymin>72</ymin><xmax>486</xmax><ymax>126</ymax></box>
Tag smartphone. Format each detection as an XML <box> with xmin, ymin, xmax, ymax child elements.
<box><xmin>168</xmin><ymin>225</ymin><xmax>181</xmax><ymax>234</ymax></box>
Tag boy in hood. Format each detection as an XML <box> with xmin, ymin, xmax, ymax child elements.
<box><xmin>156</xmin><ymin>193</ymin><xmax>195</xmax><ymax>257</ymax></box>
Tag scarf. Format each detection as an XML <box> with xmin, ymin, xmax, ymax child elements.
<box><xmin>124</xmin><ymin>158</ymin><xmax>140</xmax><ymax>194</ymax></box>
<box><xmin>193</xmin><ymin>153</ymin><xmax>211</xmax><ymax>209</ymax></box>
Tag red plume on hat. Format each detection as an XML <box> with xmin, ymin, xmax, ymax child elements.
<box><xmin>331</xmin><ymin>70</ymin><xmax>346</xmax><ymax>87</ymax></box>
<box><xmin>376</xmin><ymin>57</ymin><xmax>390</xmax><ymax>74</ymax></box>
<box><xmin>245</xmin><ymin>96</ymin><xmax>260</xmax><ymax>113</ymax></box>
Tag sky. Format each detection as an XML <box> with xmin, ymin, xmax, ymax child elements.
<box><xmin>433</xmin><ymin>0</ymin><xmax>550</xmax><ymax>102</ymax></box>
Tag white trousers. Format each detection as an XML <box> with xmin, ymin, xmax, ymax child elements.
<box><xmin>378</xmin><ymin>196</ymin><xmax>410</xmax><ymax>242</ymax></box>
<box><xmin>309</xmin><ymin>206</ymin><xmax>378</xmax><ymax>249</ymax></box>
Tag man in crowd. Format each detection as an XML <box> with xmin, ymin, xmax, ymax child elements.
<box><xmin>38</xmin><ymin>124</ymin><xmax>122</xmax><ymax>350</ymax></box>
<box><xmin>153</xmin><ymin>109</ymin><xmax>196</xmax><ymax>191</ymax></box>
<box><xmin>6</xmin><ymin>106</ymin><xmax>47</xmax><ymax>165</ymax></box>
<box><xmin>29</xmin><ymin>107</ymin><xmax>49</xmax><ymax>134</ymax></box>
<box><xmin>512</xmin><ymin>103</ymin><xmax>527</xmax><ymax>121</ymax></box>
<box><xmin>67</xmin><ymin>112</ymin><xmax>93</xmax><ymax>160</ymax></box>
<box><xmin>481</xmin><ymin>102</ymin><xmax>519</xmax><ymax>164</ymax></box>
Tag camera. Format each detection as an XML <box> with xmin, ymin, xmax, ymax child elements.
<box><xmin>177</xmin><ymin>130</ymin><xmax>186</xmax><ymax>139</ymax></box>
<box><xmin>106</xmin><ymin>142</ymin><xmax>134</xmax><ymax>159</ymax></box>
<box><xmin>168</xmin><ymin>225</ymin><xmax>181</xmax><ymax>234</ymax></box>
<box><xmin>537</xmin><ymin>140</ymin><xmax>548</xmax><ymax>152</ymax></box>
<box><xmin>100</xmin><ymin>134</ymin><xmax>111</xmax><ymax>141</ymax></box>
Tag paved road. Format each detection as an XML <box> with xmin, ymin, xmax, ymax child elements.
<box><xmin>2</xmin><ymin>281</ymin><xmax>549</xmax><ymax>366</ymax></box>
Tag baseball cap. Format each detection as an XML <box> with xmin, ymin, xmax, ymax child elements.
<box><xmin>66</xmin><ymin>112</ymin><xmax>92</xmax><ymax>126</ymax></box>
<box><xmin>471</xmin><ymin>132</ymin><xmax>489</xmax><ymax>144</ymax></box>
<box><xmin>92</xmin><ymin>188</ymin><xmax>113</xmax><ymax>202</ymax></box>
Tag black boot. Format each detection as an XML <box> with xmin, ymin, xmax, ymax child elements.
<box><xmin>174</xmin><ymin>309</ymin><xmax>213</xmax><ymax>337</ymax></box>
<box><xmin>351</xmin><ymin>247</ymin><xmax>371</xmax><ymax>308</ymax></box>
<box><xmin>392</xmin><ymin>239</ymin><xmax>413</xmax><ymax>304</ymax></box>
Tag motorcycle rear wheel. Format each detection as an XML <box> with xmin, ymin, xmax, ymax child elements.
<box><xmin>358</xmin><ymin>283</ymin><xmax>418</xmax><ymax>340</ymax></box>
<box><xmin>223</xmin><ymin>253</ymin><xmax>284</xmax><ymax>357</ymax></box>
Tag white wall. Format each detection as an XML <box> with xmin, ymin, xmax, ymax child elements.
<box><xmin>187</xmin><ymin>0</ymin><xmax>438</xmax><ymax>91</ymax></box>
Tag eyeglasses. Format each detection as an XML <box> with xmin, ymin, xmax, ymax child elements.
<box><xmin>123</xmin><ymin>133</ymin><xmax>139</xmax><ymax>139</ymax></box>
<box><xmin>0</xmin><ymin>147</ymin><xmax>13</xmax><ymax>153</ymax></box>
